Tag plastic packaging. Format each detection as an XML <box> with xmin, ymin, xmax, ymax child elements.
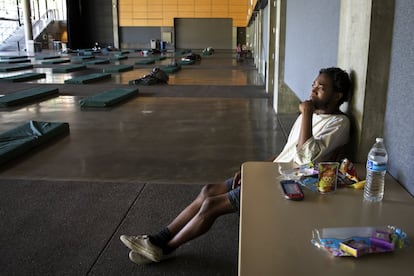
<box><xmin>364</xmin><ymin>138</ymin><xmax>388</xmax><ymax>202</ymax></box>
<box><xmin>317</xmin><ymin>162</ymin><xmax>339</xmax><ymax>193</ymax></box>
<box><xmin>311</xmin><ymin>226</ymin><xmax>409</xmax><ymax>258</ymax></box>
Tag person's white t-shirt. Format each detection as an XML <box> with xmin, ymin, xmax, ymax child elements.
<box><xmin>274</xmin><ymin>113</ymin><xmax>350</xmax><ymax>165</ymax></box>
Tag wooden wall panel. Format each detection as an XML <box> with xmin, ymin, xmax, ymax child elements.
<box><xmin>163</xmin><ymin>17</ymin><xmax>174</xmax><ymax>26</ymax></box>
<box><xmin>180</xmin><ymin>0</ymin><xmax>195</xmax><ymax>5</ymax></box>
<box><xmin>163</xmin><ymin>0</ymin><xmax>178</xmax><ymax>4</ymax></box>
<box><xmin>119</xmin><ymin>0</ymin><xmax>248</xmax><ymax>27</ymax></box>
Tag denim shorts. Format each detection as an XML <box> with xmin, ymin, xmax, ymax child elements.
<box><xmin>225</xmin><ymin>177</ymin><xmax>240</xmax><ymax>212</ymax></box>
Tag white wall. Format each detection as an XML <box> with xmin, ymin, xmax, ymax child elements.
<box><xmin>384</xmin><ymin>0</ymin><xmax>414</xmax><ymax>196</ymax></box>
<box><xmin>284</xmin><ymin>0</ymin><xmax>340</xmax><ymax>100</ymax></box>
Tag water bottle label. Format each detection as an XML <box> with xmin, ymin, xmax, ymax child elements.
<box><xmin>367</xmin><ymin>160</ymin><xmax>386</xmax><ymax>172</ymax></box>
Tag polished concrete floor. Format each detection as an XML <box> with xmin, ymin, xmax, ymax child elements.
<box><xmin>0</xmin><ymin>50</ymin><xmax>294</xmax><ymax>183</ymax></box>
<box><xmin>0</xmin><ymin>50</ymin><xmax>298</xmax><ymax>275</ymax></box>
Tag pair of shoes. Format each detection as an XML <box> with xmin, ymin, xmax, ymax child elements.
<box><xmin>128</xmin><ymin>251</ymin><xmax>153</xmax><ymax>265</ymax></box>
<box><xmin>120</xmin><ymin>235</ymin><xmax>164</xmax><ymax>262</ymax></box>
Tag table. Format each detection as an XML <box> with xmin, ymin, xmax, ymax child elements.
<box><xmin>238</xmin><ymin>161</ymin><xmax>414</xmax><ymax>276</ymax></box>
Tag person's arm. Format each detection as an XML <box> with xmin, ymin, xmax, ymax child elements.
<box><xmin>294</xmin><ymin>115</ymin><xmax>350</xmax><ymax>164</ymax></box>
<box><xmin>297</xmin><ymin>100</ymin><xmax>315</xmax><ymax>150</ymax></box>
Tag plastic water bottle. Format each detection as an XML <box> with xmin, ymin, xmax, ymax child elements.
<box><xmin>364</xmin><ymin>138</ymin><xmax>388</xmax><ymax>202</ymax></box>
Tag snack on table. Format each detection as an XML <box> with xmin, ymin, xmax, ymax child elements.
<box><xmin>338</xmin><ymin>158</ymin><xmax>359</xmax><ymax>187</ymax></box>
<box><xmin>318</xmin><ymin>162</ymin><xmax>339</xmax><ymax>193</ymax></box>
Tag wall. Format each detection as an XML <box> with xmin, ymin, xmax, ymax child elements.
<box><xmin>174</xmin><ymin>18</ymin><xmax>232</xmax><ymax>50</ymax></box>
<box><xmin>261</xmin><ymin>4</ymin><xmax>269</xmax><ymax>80</ymax></box>
<box><xmin>118</xmin><ymin>0</ymin><xmax>248</xmax><ymax>27</ymax></box>
<box><xmin>85</xmin><ymin>0</ymin><xmax>114</xmax><ymax>47</ymax></box>
<box><xmin>120</xmin><ymin>27</ymin><xmax>162</xmax><ymax>49</ymax></box>
<box><xmin>120</xmin><ymin>18</ymin><xmax>232</xmax><ymax>50</ymax></box>
<box><xmin>66</xmin><ymin>0</ymin><xmax>114</xmax><ymax>49</ymax></box>
<box><xmin>384</xmin><ymin>0</ymin><xmax>414</xmax><ymax>196</ymax></box>
<box><xmin>284</xmin><ymin>0</ymin><xmax>340</xmax><ymax>100</ymax></box>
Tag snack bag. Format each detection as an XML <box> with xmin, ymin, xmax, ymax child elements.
<box><xmin>311</xmin><ymin>226</ymin><xmax>410</xmax><ymax>258</ymax></box>
<box><xmin>317</xmin><ymin>162</ymin><xmax>339</xmax><ymax>193</ymax></box>
<box><xmin>337</xmin><ymin>158</ymin><xmax>359</xmax><ymax>187</ymax></box>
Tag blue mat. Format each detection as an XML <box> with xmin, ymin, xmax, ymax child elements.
<box><xmin>79</xmin><ymin>87</ymin><xmax>139</xmax><ymax>107</ymax></box>
<box><xmin>135</xmin><ymin>59</ymin><xmax>155</xmax><ymax>65</ymax></box>
<box><xmin>0</xmin><ymin>59</ymin><xmax>31</xmax><ymax>64</ymax></box>
<box><xmin>0</xmin><ymin>73</ymin><xmax>46</xmax><ymax>82</ymax></box>
<box><xmin>154</xmin><ymin>56</ymin><xmax>167</xmax><ymax>61</ymax></box>
<box><xmin>52</xmin><ymin>64</ymin><xmax>87</xmax><ymax>73</ymax></box>
<box><xmin>0</xmin><ymin>121</ymin><xmax>70</xmax><ymax>166</ymax></box>
<box><xmin>0</xmin><ymin>64</ymin><xmax>33</xmax><ymax>72</ymax></box>
<box><xmin>41</xmin><ymin>59</ymin><xmax>71</xmax><ymax>64</ymax></box>
<box><xmin>109</xmin><ymin>55</ymin><xmax>128</xmax><ymax>61</ymax></box>
<box><xmin>160</xmin><ymin>64</ymin><xmax>181</xmax><ymax>73</ymax></box>
<box><xmin>71</xmin><ymin>56</ymin><xmax>95</xmax><ymax>62</ymax></box>
<box><xmin>84</xmin><ymin>59</ymin><xmax>110</xmax><ymax>65</ymax></box>
<box><xmin>64</xmin><ymin>73</ymin><xmax>111</xmax><ymax>84</ymax></box>
<box><xmin>103</xmin><ymin>65</ymin><xmax>134</xmax><ymax>73</ymax></box>
<box><xmin>0</xmin><ymin>87</ymin><xmax>59</xmax><ymax>107</ymax></box>
<box><xmin>0</xmin><ymin>55</ymin><xmax>28</xmax><ymax>60</ymax></box>
<box><xmin>35</xmin><ymin>55</ymin><xmax>61</xmax><ymax>60</ymax></box>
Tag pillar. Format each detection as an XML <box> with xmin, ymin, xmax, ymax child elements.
<box><xmin>337</xmin><ymin>0</ymin><xmax>394</xmax><ymax>162</ymax></box>
<box><xmin>112</xmin><ymin>0</ymin><xmax>119</xmax><ymax>49</ymax></box>
<box><xmin>273</xmin><ymin>0</ymin><xmax>298</xmax><ymax>114</ymax></box>
<box><xmin>266</xmin><ymin>1</ymin><xmax>276</xmax><ymax>96</ymax></box>
<box><xmin>22</xmin><ymin>0</ymin><xmax>34</xmax><ymax>55</ymax></box>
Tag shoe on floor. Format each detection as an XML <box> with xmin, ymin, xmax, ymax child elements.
<box><xmin>120</xmin><ymin>235</ymin><xmax>164</xmax><ymax>262</ymax></box>
<box><xmin>128</xmin><ymin>251</ymin><xmax>153</xmax><ymax>265</ymax></box>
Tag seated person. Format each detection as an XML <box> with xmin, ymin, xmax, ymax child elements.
<box><xmin>120</xmin><ymin>67</ymin><xmax>352</xmax><ymax>264</ymax></box>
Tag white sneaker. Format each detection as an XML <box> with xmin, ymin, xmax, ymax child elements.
<box><xmin>120</xmin><ymin>235</ymin><xmax>164</xmax><ymax>262</ymax></box>
<box><xmin>128</xmin><ymin>251</ymin><xmax>153</xmax><ymax>265</ymax></box>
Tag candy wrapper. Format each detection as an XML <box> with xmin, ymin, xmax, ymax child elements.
<box><xmin>317</xmin><ymin>162</ymin><xmax>339</xmax><ymax>193</ymax></box>
<box><xmin>337</xmin><ymin>158</ymin><xmax>359</xmax><ymax>187</ymax></box>
<box><xmin>311</xmin><ymin>226</ymin><xmax>410</xmax><ymax>258</ymax></box>
<box><xmin>279</xmin><ymin>162</ymin><xmax>318</xmax><ymax>180</ymax></box>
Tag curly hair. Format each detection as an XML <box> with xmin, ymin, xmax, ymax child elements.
<box><xmin>319</xmin><ymin>67</ymin><xmax>352</xmax><ymax>105</ymax></box>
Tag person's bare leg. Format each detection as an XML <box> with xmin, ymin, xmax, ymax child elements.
<box><xmin>166</xmin><ymin>182</ymin><xmax>229</xmax><ymax>236</ymax></box>
<box><xmin>167</xmin><ymin>193</ymin><xmax>235</xmax><ymax>249</ymax></box>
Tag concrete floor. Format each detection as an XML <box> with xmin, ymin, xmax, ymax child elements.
<box><xmin>0</xmin><ymin>50</ymin><xmax>297</xmax><ymax>275</ymax></box>
<box><xmin>0</xmin><ymin>50</ymin><xmax>293</xmax><ymax>183</ymax></box>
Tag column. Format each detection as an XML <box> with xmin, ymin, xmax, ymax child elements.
<box><xmin>337</xmin><ymin>0</ymin><xmax>394</xmax><ymax>162</ymax></box>
<box><xmin>273</xmin><ymin>0</ymin><xmax>298</xmax><ymax>114</ymax></box>
<box><xmin>22</xmin><ymin>0</ymin><xmax>34</xmax><ymax>55</ymax></box>
<box><xmin>266</xmin><ymin>1</ymin><xmax>276</xmax><ymax>95</ymax></box>
<box><xmin>112</xmin><ymin>0</ymin><xmax>119</xmax><ymax>48</ymax></box>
